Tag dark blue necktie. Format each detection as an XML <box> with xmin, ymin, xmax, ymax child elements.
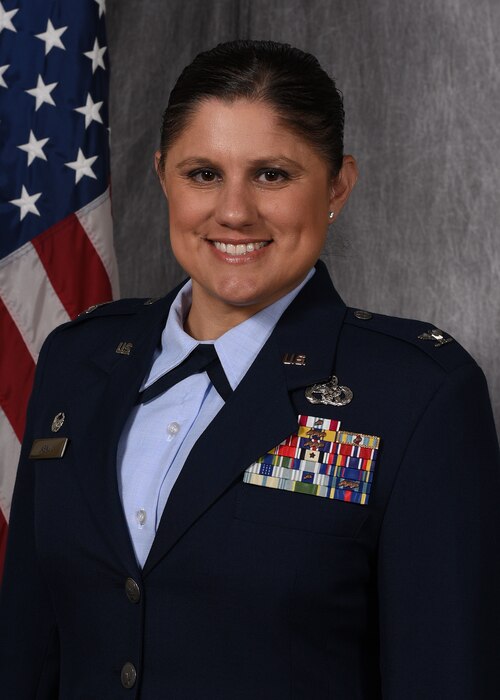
<box><xmin>137</xmin><ymin>343</ymin><xmax>233</xmax><ymax>405</ymax></box>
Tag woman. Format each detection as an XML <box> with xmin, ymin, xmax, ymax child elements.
<box><xmin>1</xmin><ymin>40</ymin><xmax>499</xmax><ymax>699</ymax></box>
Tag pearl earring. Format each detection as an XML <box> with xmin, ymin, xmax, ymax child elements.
<box><xmin>328</xmin><ymin>211</ymin><xmax>335</xmax><ymax>220</ymax></box>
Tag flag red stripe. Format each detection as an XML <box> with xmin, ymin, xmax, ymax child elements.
<box><xmin>0</xmin><ymin>509</ymin><xmax>8</xmax><ymax>581</ymax></box>
<box><xmin>32</xmin><ymin>214</ymin><xmax>113</xmax><ymax>320</ymax></box>
<box><xmin>0</xmin><ymin>299</ymin><xmax>36</xmax><ymax>441</ymax></box>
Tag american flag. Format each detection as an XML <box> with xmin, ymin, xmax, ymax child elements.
<box><xmin>0</xmin><ymin>0</ymin><xmax>119</xmax><ymax>578</ymax></box>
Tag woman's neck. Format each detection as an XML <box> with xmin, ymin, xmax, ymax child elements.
<box><xmin>184</xmin><ymin>301</ymin><xmax>258</xmax><ymax>340</ymax></box>
<box><xmin>183</xmin><ymin>282</ymin><xmax>273</xmax><ymax>340</ymax></box>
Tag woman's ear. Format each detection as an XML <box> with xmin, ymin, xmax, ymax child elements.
<box><xmin>330</xmin><ymin>155</ymin><xmax>358</xmax><ymax>218</ymax></box>
<box><xmin>154</xmin><ymin>150</ymin><xmax>161</xmax><ymax>173</ymax></box>
<box><xmin>154</xmin><ymin>150</ymin><xmax>168</xmax><ymax>199</ymax></box>
<box><xmin>154</xmin><ymin>150</ymin><xmax>163</xmax><ymax>178</ymax></box>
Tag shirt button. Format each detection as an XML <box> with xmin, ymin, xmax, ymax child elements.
<box><xmin>135</xmin><ymin>509</ymin><xmax>147</xmax><ymax>527</ymax></box>
<box><xmin>167</xmin><ymin>421</ymin><xmax>180</xmax><ymax>436</ymax></box>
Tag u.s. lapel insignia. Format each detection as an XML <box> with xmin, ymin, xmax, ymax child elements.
<box><xmin>244</xmin><ymin>415</ymin><xmax>381</xmax><ymax>505</ymax></box>
<box><xmin>418</xmin><ymin>328</ymin><xmax>453</xmax><ymax>347</ymax></box>
<box><xmin>51</xmin><ymin>412</ymin><xmax>65</xmax><ymax>432</ymax></box>
<box><xmin>116</xmin><ymin>341</ymin><xmax>133</xmax><ymax>355</ymax></box>
<box><xmin>305</xmin><ymin>375</ymin><xmax>353</xmax><ymax>406</ymax></box>
<box><xmin>282</xmin><ymin>353</ymin><xmax>307</xmax><ymax>366</ymax></box>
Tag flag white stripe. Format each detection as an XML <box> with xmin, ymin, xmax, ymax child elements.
<box><xmin>0</xmin><ymin>242</ymin><xmax>70</xmax><ymax>361</ymax></box>
<box><xmin>77</xmin><ymin>188</ymin><xmax>120</xmax><ymax>298</ymax></box>
<box><xmin>0</xmin><ymin>408</ymin><xmax>21</xmax><ymax>522</ymax></box>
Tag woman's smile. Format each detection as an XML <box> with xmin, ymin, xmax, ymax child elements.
<box><xmin>208</xmin><ymin>238</ymin><xmax>272</xmax><ymax>261</ymax></box>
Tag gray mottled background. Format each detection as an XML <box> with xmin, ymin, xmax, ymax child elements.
<box><xmin>107</xmin><ymin>0</ymin><xmax>500</xmax><ymax>432</ymax></box>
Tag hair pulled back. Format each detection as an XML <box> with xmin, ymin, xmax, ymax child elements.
<box><xmin>159</xmin><ymin>40</ymin><xmax>345</xmax><ymax>176</ymax></box>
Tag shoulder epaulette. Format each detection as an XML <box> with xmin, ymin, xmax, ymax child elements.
<box><xmin>345</xmin><ymin>307</ymin><xmax>475</xmax><ymax>373</ymax></box>
<box><xmin>80</xmin><ymin>301</ymin><xmax>113</xmax><ymax>315</ymax></box>
<box><xmin>36</xmin><ymin>295</ymin><xmax>172</xmax><ymax>355</ymax></box>
<box><xmin>77</xmin><ymin>298</ymin><xmax>149</xmax><ymax>319</ymax></box>
<box><xmin>48</xmin><ymin>298</ymin><xmax>160</xmax><ymax>335</ymax></box>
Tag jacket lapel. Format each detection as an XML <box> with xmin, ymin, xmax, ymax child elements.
<box><xmin>143</xmin><ymin>261</ymin><xmax>347</xmax><ymax>576</ymax></box>
<box><xmin>73</xmin><ymin>293</ymin><xmax>176</xmax><ymax>573</ymax></box>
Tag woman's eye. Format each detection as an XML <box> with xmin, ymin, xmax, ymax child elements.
<box><xmin>189</xmin><ymin>169</ymin><xmax>219</xmax><ymax>183</ymax></box>
<box><xmin>257</xmin><ymin>169</ymin><xmax>288</xmax><ymax>183</ymax></box>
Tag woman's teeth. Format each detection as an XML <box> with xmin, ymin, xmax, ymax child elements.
<box><xmin>212</xmin><ymin>241</ymin><xmax>270</xmax><ymax>255</ymax></box>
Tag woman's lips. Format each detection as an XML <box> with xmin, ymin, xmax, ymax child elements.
<box><xmin>205</xmin><ymin>238</ymin><xmax>273</xmax><ymax>262</ymax></box>
<box><xmin>212</xmin><ymin>240</ymin><xmax>270</xmax><ymax>256</ymax></box>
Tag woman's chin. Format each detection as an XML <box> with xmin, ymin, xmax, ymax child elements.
<box><xmin>195</xmin><ymin>280</ymin><xmax>277</xmax><ymax>314</ymax></box>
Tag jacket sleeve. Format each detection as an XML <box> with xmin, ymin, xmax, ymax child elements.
<box><xmin>378</xmin><ymin>361</ymin><xmax>500</xmax><ymax>699</ymax></box>
<box><xmin>0</xmin><ymin>332</ymin><xmax>60</xmax><ymax>699</ymax></box>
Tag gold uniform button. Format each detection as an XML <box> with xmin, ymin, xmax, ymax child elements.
<box><xmin>125</xmin><ymin>577</ymin><xmax>141</xmax><ymax>604</ymax></box>
<box><xmin>121</xmin><ymin>662</ymin><xmax>137</xmax><ymax>689</ymax></box>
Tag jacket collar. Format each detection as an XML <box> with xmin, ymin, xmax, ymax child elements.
<box><xmin>274</xmin><ymin>259</ymin><xmax>347</xmax><ymax>391</ymax></box>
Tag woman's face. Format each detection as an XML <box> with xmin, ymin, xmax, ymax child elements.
<box><xmin>158</xmin><ymin>98</ymin><xmax>356</xmax><ymax>317</ymax></box>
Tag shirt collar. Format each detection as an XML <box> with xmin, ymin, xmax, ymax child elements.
<box><xmin>143</xmin><ymin>268</ymin><xmax>315</xmax><ymax>390</ymax></box>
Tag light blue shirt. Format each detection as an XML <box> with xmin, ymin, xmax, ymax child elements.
<box><xmin>117</xmin><ymin>269</ymin><xmax>315</xmax><ymax>567</ymax></box>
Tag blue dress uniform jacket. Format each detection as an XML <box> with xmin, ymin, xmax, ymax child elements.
<box><xmin>1</xmin><ymin>260</ymin><xmax>499</xmax><ymax>699</ymax></box>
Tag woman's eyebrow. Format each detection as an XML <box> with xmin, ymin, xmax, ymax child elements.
<box><xmin>247</xmin><ymin>156</ymin><xmax>304</xmax><ymax>169</ymax></box>
<box><xmin>175</xmin><ymin>155</ymin><xmax>304</xmax><ymax>170</ymax></box>
<box><xmin>175</xmin><ymin>157</ymin><xmax>215</xmax><ymax>170</ymax></box>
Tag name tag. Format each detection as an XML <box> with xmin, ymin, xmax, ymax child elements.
<box><xmin>29</xmin><ymin>437</ymin><xmax>69</xmax><ymax>459</ymax></box>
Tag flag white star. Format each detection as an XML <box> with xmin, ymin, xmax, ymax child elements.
<box><xmin>0</xmin><ymin>64</ymin><xmax>9</xmax><ymax>88</ymax></box>
<box><xmin>0</xmin><ymin>2</ymin><xmax>18</xmax><ymax>33</ymax></box>
<box><xmin>83</xmin><ymin>37</ymin><xmax>107</xmax><ymax>73</ymax></box>
<box><xmin>94</xmin><ymin>0</ymin><xmax>106</xmax><ymax>18</ymax></box>
<box><xmin>35</xmin><ymin>19</ymin><xmax>67</xmax><ymax>55</ymax></box>
<box><xmin>17</xmin><ymin>130</ymin><xmax>49</xmax><ymax>166</ymax></box>
<box><xmin>65</xmin><ymin>148</ymin><xmax>98</xmax><ymax>184</ymax></box>
<box><xmin>25</xmin><ymin>75</ymin><xmax>58</xmax><ymax>111</ymax></box>
<box><xmin>74</xmin><ymin>93</ymin><xmax>103</xmax><ymax>129</ymax></box>
<box><xmin>9</xmin><ymin>185</ymin><xmax>42</xmax><ymax>220</ymax></box>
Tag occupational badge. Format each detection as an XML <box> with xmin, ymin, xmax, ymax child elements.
<box><xmin>243</xmin><ymin>415</ymin><xmax>381</xmax><ymax>505</ymax></box>
<box><xmin>305</xmin><ymin>375</ymin><xmax>353</xmax><ymax>406</ymax></box>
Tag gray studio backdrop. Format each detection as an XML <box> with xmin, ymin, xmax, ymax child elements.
<box><xmin>107</xmin><ymin>0</ymin><xmax>500</xmax><ymax>432</ymax></box>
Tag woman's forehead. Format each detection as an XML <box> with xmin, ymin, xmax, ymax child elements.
<box><xmin>165</xmin><ymin>98</ymin><xmax>326</xmax><ymax>167</ymax></box>
<box><xmin>177</xmin><ymin>98</ymin><xmax>283</xmax><ymax>143</ymax></box>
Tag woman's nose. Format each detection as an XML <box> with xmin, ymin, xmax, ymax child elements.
<box><xmin>214</xmin><ymin>180</ymin><xmax>257</xmax><ymax>229</ymax></box>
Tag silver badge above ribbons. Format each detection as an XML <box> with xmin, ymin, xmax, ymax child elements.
<box><xmin>305</xmin><ymin>376</ymin><xmax>353</xmax><ymax>407</ymax></box>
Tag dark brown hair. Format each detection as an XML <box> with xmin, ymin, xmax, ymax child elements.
<box><xmin>158</xmin><ymin>40</ymin><xmax>345</xmax><ymax>176</ymax></box>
